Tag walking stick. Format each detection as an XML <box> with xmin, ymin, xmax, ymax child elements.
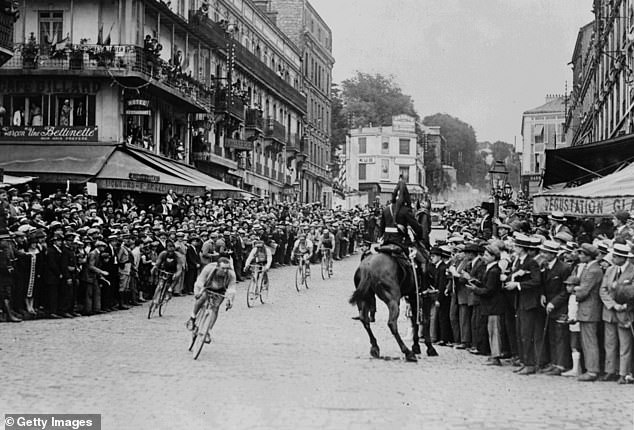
<box><xmin>536</xmin><ymin>311</ymin><xmax>549</xmax><ymax>369</ymax></box>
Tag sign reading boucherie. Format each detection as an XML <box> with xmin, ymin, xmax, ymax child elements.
<box><xmin>0</xmin><ymin>126</ymin><xmax>98</xmax><ymax>142</ymax></box>
<box><xmin>532</xmin><ymin>194</ymin><xmax>634</xmax><ymax>217</ymax></box>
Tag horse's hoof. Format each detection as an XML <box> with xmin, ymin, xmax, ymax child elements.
<box><xmin>412</xmin><ymin>344</ymin><xmax>421</xmax><ymax>355</ymax></box>
<box><xmin>370</xmin><ymin>346</ymin><xmax>380</xmax><ymax>358</ymax></box>
<box><xmin>405</xmin><ymin>351</ymin><xmax>418</xmax><ymax>362</ymax></box>
<box><xmin>427</xmin><ymin>347</ymin><xmax>439</xmax><ymax>357</ymax></box>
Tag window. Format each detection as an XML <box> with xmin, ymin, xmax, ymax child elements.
<box><xmin>358</xmin><ymin>137</ymin><xmax>367</xmax><ymax>154</ymax></box>
<box><xmin>39</xmin><ymin>11</ymin><xmax>63</xmax><ymax>44</ymax></box>
<box><xmin>3</xmin><ymin>94</ymin><xmax>96</xmax><ymax>127</ymax></box>
<box><xmin>381</xmin><ymin>159</ymin><xmax>389</xmax><ymax>179</ymax></box>
<box><xmin>381</xmin><ymin>139</ymin><xmax>389</xmax><ymax>154</ymax></box>
<box><xmin>534</xmin><ymin>124</ymin><xmax>544</xmax><ymax>144</ymax></box>
<box><xmin>399</xmin><ymin>166</ymin><xmax>410</xmax><ymax>182</ymax></box>
<box><xmin>54</xmin><ymin>95</ymin><xmax>96</xmax><ymax>126</ymax></box>
<box><xmin>399</xmin><ymin>138</ymin><xmax>410</xmax><ymax>155</ymax></box>
<box><xmin>358</xmin><ymin>163</ymin><xmax>366</xmax><ymax>180</ymax></box>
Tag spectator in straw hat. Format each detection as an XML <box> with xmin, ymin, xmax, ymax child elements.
<box><xmin>599</xmin><ymin>243</ymin><xmax>634</xmax><ymax>384</ymax></box>
<box><xmin>549</xmin><ymin>211</ymin><xmax>572</xmax><ymax>240</ymax></box>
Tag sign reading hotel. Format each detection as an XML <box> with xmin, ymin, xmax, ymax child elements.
<box><xmin>0</xmin><ymin>126</ymin><xmax>99</xmax><ymax>142</ymax></box>
<box><xmin>533</xmin><ymin>194</ymin><xmax>634</xmax><ymax>217</ymax></box>
<box><xmin>358</xmin><ymin>157</ymin><xmax>376</xmax><ymax>164</ymax></box>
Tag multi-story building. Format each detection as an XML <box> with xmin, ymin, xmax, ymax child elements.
<box><xmin>345</xmin><ymin>114</ymin><xmax>424</xmax><ymax>205</ymax></box>
<box><xmin>268</xmin><ymin>0</ymin><xmax>333</xmax><ymax>207</ymax></box>
<box><xmin>0</xmin><ymin>1</ymin><xmax>19</xmax><ymax>66</ymax></box>
<box><xmin>520</xmin><ymin>95</ymin><xmax>566</xmax><ymax>177</ymax></box>
<box><xmin>0</xmin><ymin>0</ymin><xmax>308</xmax><ymax>201</ymax></box>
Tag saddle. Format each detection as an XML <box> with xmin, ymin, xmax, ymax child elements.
<box><xmin>375</xmin><ymin>243</ymin><xmax>416</xmax><ymax>297</ymax></box>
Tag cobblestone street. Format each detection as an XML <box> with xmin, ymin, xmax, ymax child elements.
<box><xmin>1</xmin><ymin>247</ymin><xmax>633</xmax><ymax>430</ymax></box>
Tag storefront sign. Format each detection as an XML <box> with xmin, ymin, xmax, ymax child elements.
<box><xmin>128</xmin><ymin>173</ymin><xmax>160</xmax><ymax>183</ymax></box>
<box><xmin>97</xmin><ymin>179</ymin><xmax>203</xmax><ymax>196</ymax></box>
<box><xmin>533</xmin><ymin>194</ymin><xmax>634</xmax><ymax>217</ymax></box>
<box><xmin>0</xmin><ymin>78</ymin><xmax>101</xmax><ymax>94</ymax></box>
<box><xmin>0</xmin><ymin>126</ymin><xmax>98</xmax><ymax>142</ymax></box>
<box><xmin>225</xmin><ymin>138</ymin><xmax>252</xmax><ymax>151</ymax></box>
<box><xmin>394</xmin><ymin>158</ymin><xmax>415</xmax><ymax>165</ymax></box>
<box><xmin>125</xmin><ymin>99</ymin><xmax>152</xmax><ymax>116</ymax></box>
<box><xmin>358</xmin><ymin>157</ymin><xmax>376</xmax><ymax>164</ymax></box>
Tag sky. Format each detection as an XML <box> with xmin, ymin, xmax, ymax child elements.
<box><xmin>309</xmin><ymin>0</ymin><xmax>594</xmax><ymax>145</ymax></box>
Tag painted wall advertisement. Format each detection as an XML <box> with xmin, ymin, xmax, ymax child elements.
<box><xmin>533</xmin><ymin>194</ymin><xmax>633</xmax><ymax>217</ymax></box>
<box><xmin>0</xmin><ymin>126</ymin><xmax>99</xmax><ymax>142</ymax></box>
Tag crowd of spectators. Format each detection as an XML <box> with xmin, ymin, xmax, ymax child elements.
<box><xmin>423</xmin><ymin>199</ymin><xmax>634</xmax><ymax>384</ymax></box>
<box><xmin>0</xmin><ymin>185</ymin><xmax>375</xmax><ymax>323</ymax></box>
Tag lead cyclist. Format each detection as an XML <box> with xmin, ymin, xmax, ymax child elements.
<box><xmin>186</xmin><ymin>257</ymin><xmax>236</xmax><ymax>331</ymax></box>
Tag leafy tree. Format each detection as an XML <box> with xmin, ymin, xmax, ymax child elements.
<box><xmin>422</xmin><ymin>113</ymin><xmax>478</xmax><ymax>186</ymax></box>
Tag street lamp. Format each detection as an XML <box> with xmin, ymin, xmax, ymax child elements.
<box><xmin>489</xmin><ymin>160</ymin><xmax>512</xmax><ymax>237</ymax></box>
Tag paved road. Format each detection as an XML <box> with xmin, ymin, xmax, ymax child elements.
<box><xmin>1</xmin><ymin>235</ymin><xmax>633</xmax><ymax>429</ymax></box>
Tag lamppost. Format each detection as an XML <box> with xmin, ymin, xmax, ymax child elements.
<box><xmin>489</xmin><ymin>160</ymin><xmax>512</xmax><ymax>238</ymax></box>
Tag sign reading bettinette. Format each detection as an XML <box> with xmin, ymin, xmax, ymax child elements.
<box><xmin>0</xmin><ymin>126</ymin><xmax>98</xmax><ymax>142</ymax></box>
<box><xmin>533</xmin><ymin>194</ymin><xmax>634</xmax><ymax>217</ymax></box>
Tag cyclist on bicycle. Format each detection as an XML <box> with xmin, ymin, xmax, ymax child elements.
<box><xmin>244</xmin><ymin>239</ymin><xmax>272</xmax><ymax>287</ymax></box>
<box><xmin>317</xmin><ymin>227</ymin><xmax>335</xmax><ymax>274</ymax></box>
<box><xmin>186</xmin><ymin>257</ymin><xmax>236</xmax><ymax>330</ymax></box>
<box><xmin>291</xmin><ymin>233</ymin><xmax>313</xmax><ymax>275</ymax></box>
<box><xmin>151</xmin><ymin>240</ymin><xmax>184</xmax><ymax>293</ymax></box>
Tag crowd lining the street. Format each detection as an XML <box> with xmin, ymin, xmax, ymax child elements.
<box><xmin>423</xmin><ymin>199</ymin><xmax>634</xmax><ymax>384</ymax></box>
<box><xmin>0</xmin><ymin>186</ymin><xmax>375</xmax><ymax>322</ymax></box>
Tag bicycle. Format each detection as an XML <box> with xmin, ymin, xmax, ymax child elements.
<box><xmin>320</xmin><ymin>247</ymin><xmax>333</xmax><ymax>279</ymax></box>
<box><xmin>247</xmin><ymin>264</ymin><xmax>269</xmax><ymax>308</ymax></box>
<box><xmin>295</xmin><ymin>254</ymin><xmax>310</xmax><ymax>291</ymax></box>
<box><xmin>188</xmin><ymin>291</ymin><xmax>227</xmax><ymax>360</ymax></box>
<box><xmin>147</xmin><ymin>270</ymin><xmax>173</xmax><ymax>319</ymax></box>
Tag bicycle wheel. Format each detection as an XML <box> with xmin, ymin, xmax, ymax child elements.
<box><xmin>159</xmin><ymin>287</ymin><xmax>170</xmax><ymax>317</ymax></box>
<box><xmin>188</xmin><ymin>309</ymin><xmax>204</xmax><ymax>351</ymax></box>
<box><xmin>328</xmin><ymin>256</ymin><xmax>333</xmax><ymax>278</ymax></box>
<box><xmin>147</xmin><ymin>281</ymin><xmax>162</xmax><ymax>319</ymax></box>
<box><xmin>259</xmin><ymin>273</ymin><xmax>269</xmax><ymax>304</ymax></box>
<box><xmin>295</xmin><ymin>264</ymin><xmax>302</xmax><ymax>292</ymax></box>
<box><xmin>321</xmin><ymin>255</ymin><xmax>327</xmax><ymax>280</ymax></box>
<box><xmin>246</xmin><ymin>275</ymin><xmax>258</xmax><ymax>308</ymax></box>
<box><xmin>193</xmin><ymin>311</ymin><xmax>212</xmax><ymax>360</ymax></box>
<box><xmin>304</xmin><ymin>263</ymin><xmax>310</xmax><ymax>289</ymax></box>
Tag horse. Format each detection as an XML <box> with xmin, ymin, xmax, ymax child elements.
<box><xmin>350</xmin><ymin>250</ymin><xmax>438</xmax><ymax>362</ymax></box>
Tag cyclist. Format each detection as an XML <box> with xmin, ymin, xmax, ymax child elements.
<box><xmin>244</xmin><ymin>239</ymin><xmax>272</xmax><ymax>287</ymax></box>
<box><xmin>186</xmin><ymin>257</ymin><xmax>236</xmax><ymax>331</ymax></box>
<box><xmin>291</xmin><ymin>233</ymin><xmax>313</xmax><ymax>275</ymax></box>
<box><xmin>151</xmin><ymin>240</ymin><xmax>184</xmax><ymax>294</ymax></box>
<box><xmin>317</xmin><ymin>227</ymin><xmax>335</xmax><ymax>275</ymax></box>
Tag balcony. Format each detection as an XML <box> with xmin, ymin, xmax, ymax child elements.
<box><xmin>278</xmin><ymin>172</ymin><xmax>285</xmax><ymax>183</ymax></box>
<box><xmin>255</xmin><ymin>162</ymin><xmax>263</xmax><ymax>175</ymax></box>
<box><xmin>215</xmin><ymin>89</ymin><xmax>245</xmax><ymax>122</ymax></box>
<box><xmin>1</xmin><ymin>43</ymin><xmax>214</xmax><ymax>112</ymax></box>
<box><xmin>246</xmin><ymin>108</ymin><xmax>264</xmax><ymax>133</ymax></box>
<box><xmin>263</xmin><ymin>118</ymin><xmax>286</xmax><ymax>154</ymax></box>
<box><xmin>286</xmin><ymin>133</ymin><xmax>301</xmax><ymax>153</ymax></box>
<box><xmin>191</xmin><ymin>151</ymin><xmax>238</xmax><ymax>170</ymax></box>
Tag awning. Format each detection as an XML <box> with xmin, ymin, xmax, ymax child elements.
<box><xmin>0</xmin><ymin>143</ymin><xmax>115</xmax><ymax>182</ymax></box>
<box><xmin>543</xmin><ymin>134</ymin><xmax>634</xmax><ymax>187</ymax></box>
<box><xmin>534</xmin><ymin>162</ymin><xmax>634</xmax><ymax>217</ymax></box>
<box><xmin>0</xmin><ymin>174</ymin><xmax>37</xmax><ymax>187</ymax></box>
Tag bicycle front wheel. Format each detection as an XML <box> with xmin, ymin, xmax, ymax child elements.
<box><xmin>158</xmin><ymin>287</ymin><xmax>170</xmax><ymax>317</ymax></box>
<box><xmin>260</xmin><ymin>273</ymin><xmax>269</xmax><ymax>304</ymax></box>
<box><xmin>247</xmin><ymin>276</ymin><xmax>258</xmax><ymax>308</ymax></box>
<box><xmin>321</xmin><ymin>256</ymin><xmax>327</xmax><ymax>280</ymax></box>
<box><xmin>295</xmin><ymin>264</ymin><xmax>302</xmax><ymax>292</ymax></box>
<box><xmin>192</xmin><ymin>311</ymin><xmax>211</xmax><ymax>360</ymax></box>
<box><xmin>147</xmin><ymin>281</ymin><xmax>163</xmax><ymax>319</ymax></box>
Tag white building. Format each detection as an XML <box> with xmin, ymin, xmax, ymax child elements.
<box><xmin>345</xmin><ymin>114</ymin><xmax>424</xmax><ymax>205</ymax></box>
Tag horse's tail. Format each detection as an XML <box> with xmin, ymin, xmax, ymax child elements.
<box><xmin>349</xmin><ymin>265</ymin><xmax>374</xmax><ymax>305</ymax></box>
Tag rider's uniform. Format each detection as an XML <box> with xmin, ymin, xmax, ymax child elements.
<box><xmin>194</xmin><ymin>262</ymin><xmax>237</xmax><ymax>303</ymax></box>
<box><xmin>244</xmin><ymin>245</ymin><xmax>272</xmax><ymax>271</ymax></box>
<box><xmin>318</xmin><ymin>233</ymin><xmax>335</xmax><ymax>251</ymax></box>
<box><xmin>292</xmin><ymin>238</ymin><xmax>313</xmax><ymax>261</ymax></box>
<box><xmin>379</xmin><ymin>203</ymin><xmax>423</xmax><ymax>250</ymax></box>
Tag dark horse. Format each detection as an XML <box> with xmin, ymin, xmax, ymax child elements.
<box><xmin>350</xmin><ymin>250</ymin><xmax>438</xmax><ymax>362</ymax></box>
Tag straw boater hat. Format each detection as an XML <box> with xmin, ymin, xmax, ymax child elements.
<box><xmin>612</xmin><ymin>243</ymin><xmax>634</xmax><ymax>259</ymax></box>
<box><xmin>514</xmin><ymin>234</ymin><xmax>537</xmax><ymax>249</ymax></box>
<box><xmin>549</xmin><ymin>211</ymin><xmax>566</xmax><ymax>223</ymax></box>
<box><xmin>539</xmin><ymin>240</ymin><xmax>561</xmax><ymax>254</ymax></box>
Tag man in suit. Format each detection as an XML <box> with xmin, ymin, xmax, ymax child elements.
<box><xmin>504</xmin><ymin>234</ymin><xmax>544</xmax><ymax>375</ymax></box>
<box><xmin>430</xmin><ymin>246</ymin><xmax>452</xmax><ymax>345</ymax></box>
<box><xmin>184</xmin><ymin>235</ymin><xmax>202</xmax><ymax>295</ymax></box>
<box><xmin>477</xmin><ymin>202</ymin><xmax>493</xmax><ymax>240</ymax></box>
<box><xmin>539</xmin><ymin>240</ymin><xmax>572</xmax><ymax>375</ymax></box>
<box><xmin>612</xmin><ymin>210</ymin><xmax>632</xmax><ymax>243</ymax></box>
<box><xmin>45</xmin><ymin>233</ymin><xmax>65</xmax><ymax>318</ymax></box>
<box><xmin>549</xmin><ymin>211</ymin><xmax>572</xmax><ymax>239</ymax></box>
<box><xmin>467</xmin><ymin>243</ymin><xmax>488</xmax><ymax>355</ymax></box>
<box><xmin>574</xmin><ymin>243</ymin><xmax>604</xmax><ymax>381</ymax></box>
<box><xmin>599</xmin><ymin>243</ymin><xmax>634</xmax><ymax>384</ymax></box>
<box><xmin>85</xmin><ymin>241</ymin><xmax>108</xmax><ymax>315</ymax></box>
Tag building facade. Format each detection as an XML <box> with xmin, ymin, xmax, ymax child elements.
<box><xmin>520</xmin><ymin>95</ymin><xmax>566</xmax><ymax>177</ymax></box>
<box><xmin>0</xmin><ymin>0</ymin><xmax>313</xmax><ymax>201</ymax></box>
<box><xmin>345</xmin><ymin>115</ymin><xmax>424</xmax><ymax>205</ymax></box>
<box><xmin>268</xmin><ymin>0</ymin><xmax>334</xmax><ymax>207</ymax></box>
<box><xmin>0</xmin><ymin>1</ymin><xmax>19</xmax><ymax>66</ymax></box>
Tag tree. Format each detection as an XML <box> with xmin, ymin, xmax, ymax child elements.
<box><xmin>330</xmin><ymin>83</ymin><xmax>347</xmax><ymax>162</ymax></box>
<box><xmin>422</xmin><ymin>113</ymin><xmax>478</xmax><ymax>186</ymax></box>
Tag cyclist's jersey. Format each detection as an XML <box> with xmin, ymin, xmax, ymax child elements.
<box><xmin>194</xmin><ymin>263</ymin><xmax>237</xmax><ymax>300</ymax></box>
<box><xmin>320</xmin><ymin>233</ymin><xmax>335</xmax><ymax>249</ymax></box>
<box><xmin>253</xmin><ymin>246</ymin><xmax>268</xmax><ymax>264</ymax></box>
<box><xmin>244</xmin><ymin>244</ymin><xmax>272</xmax><ymax>270</ymax></box>
<box><xmin>293</xmin><ymin>239</ymin><xmax>313</xmax><ymax>255</ymax></box>
<box><xmin>161</xmin><ymin>253</ymin><xmax>179</xmax><ymax>273</ymax></box>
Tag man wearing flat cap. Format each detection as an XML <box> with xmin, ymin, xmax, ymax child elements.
<box><xmin>574</xmin><ymin>243</ymin><xmax>604</xmax><ymax>381</ymax></box>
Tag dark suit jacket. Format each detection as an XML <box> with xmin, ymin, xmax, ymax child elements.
<box><xmin>185</xmin><ymin>244</ymin><xmax>201</xmax><ymax>273</ymax></box>
<box><xmin>467</xmin><ymin>256</ymin><xmax>486</xmax><ymax>306</ymax></box>
<box><xmin>430</xmin><ymin>261</ymin><xmax>449</xmax><ymax>295</ymax></box>
<box><xmin>513</xmin><ymin>255</ymin><xmax>542</xmax><ymax>311</ymax></box>
<box><xmin>542</xmin><ymin>259</ymin><xmax>571</xmax><ymax>320</ymax></box>
<box><xmin>44</xmin><ymin>246</ymin><xmax>64</xmax><ymax>286</ymax></box>
<box><xmin>471</xmin><ymin>263</ymin><xmax>505</xmax><ymax>315</ymax></box>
